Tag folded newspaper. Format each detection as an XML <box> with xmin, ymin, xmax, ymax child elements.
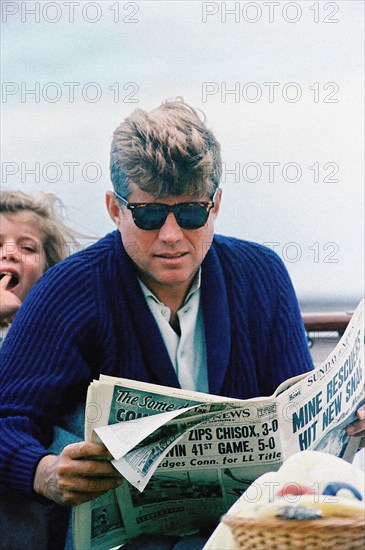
<box><xmin>73</xmin><ymin>299</ymin><xmax>364</xmax><ymax>549</ymax></box>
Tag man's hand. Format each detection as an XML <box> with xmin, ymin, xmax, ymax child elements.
<box><xmin>346</xmin><ymin>403</ymin><xmax>365</xmax><ymax>449</ymax></box>
<box><xmin>33</xmin><ymin>442</ymin><xmax>122</xmax><ymax>506</ymax></box>
<box><xmin>0</xmin><ymin>274</ymin><xmax>21</xmax><ymax>321</ymax></box>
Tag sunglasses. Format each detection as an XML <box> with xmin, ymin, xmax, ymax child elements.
<box><xmin>114</xmin><ymin>191</ymin><xmax>216</xmax><ymax>230</ymax></box>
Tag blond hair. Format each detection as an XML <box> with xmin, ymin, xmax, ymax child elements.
<box><xmin>0</xmin><ymin>190</ymin><xmax>79</xmax><ymax>269</ymax></box>
<box><xmin>110</xmin><ymin>99</ymin><xmax>222</xmax><ymax>199</ymax></box>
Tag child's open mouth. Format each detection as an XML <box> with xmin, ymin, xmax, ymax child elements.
<box><xmin>0</xmin><ymin>272</ymin><xmax>20</xmax><ymax>290</ymax></box>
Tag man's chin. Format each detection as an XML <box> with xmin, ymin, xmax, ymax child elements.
<box><xmin>151</xmin><ymin>270</ymin><xmax>195</xmax><ymax>289</ymax></box>
<box><xmin>157</xmin><ymin>275</ymin><xmax>190</xmax><ymax>288</ymax></box>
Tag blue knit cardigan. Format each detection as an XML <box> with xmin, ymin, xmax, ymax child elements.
<box><xmin>0</xmin><ymin>231</ymin><xmax>313</xmax><ymax>496</ymax></box>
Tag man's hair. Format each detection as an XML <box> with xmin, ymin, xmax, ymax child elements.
<box><xmin>110</xmin><ymin>99</ymin><xmax>222</xmax><ymax>199</ymax></box>
<box><xmin>0</xmin><ymin>190</ymin><xmax>79</xmax><ymax>269</ymax></box>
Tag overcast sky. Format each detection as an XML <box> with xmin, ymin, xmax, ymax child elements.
<box><xmin>1</xmin><ymin>1</ymin><xmax>364</xmax><ymax>308</ymax></box>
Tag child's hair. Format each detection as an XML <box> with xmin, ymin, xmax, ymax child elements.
<box><xmin>0</xmin><ymin>190</ymin><xmax>80</xmax><ymax>269</ymax></box>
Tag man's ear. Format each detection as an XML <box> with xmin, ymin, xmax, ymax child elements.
<box><xmin>105</xmin><ymin>191</ymin><xmax>122</xmax><ymax>226</ymax></box>
<box><xmin>213</xmin><ymin>188</ymin><xmax>222</xmax><ymax>217</ymax></box>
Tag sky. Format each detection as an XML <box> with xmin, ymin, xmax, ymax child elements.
<box><xmin>1</xmin><ymin>0</ymin><xmax>364</xmax><ymax>309</ymax></box>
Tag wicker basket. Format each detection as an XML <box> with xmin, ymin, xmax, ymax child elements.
<box><xmin>222</xmin><ymin>515</ymin><xmax>365</xmax><ymax>550</ymax></box>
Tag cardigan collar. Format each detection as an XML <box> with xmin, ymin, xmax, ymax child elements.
<box><xmin>114</xmin><ymin>231</ymin><xmax>231</xmax><ymax>395</ymax></box>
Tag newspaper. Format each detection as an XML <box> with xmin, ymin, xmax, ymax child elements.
<box><xmin>73</xmin><ymin>299</ymin><xmax>364</xmax><ymax>549</ymax></box>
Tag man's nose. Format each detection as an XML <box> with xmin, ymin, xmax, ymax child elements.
<box><xmin>158</xmin><ymin>212</ymin><xmax>184</xmax><ymax>242</ymax></box>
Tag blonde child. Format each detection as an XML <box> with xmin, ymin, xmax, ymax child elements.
<box><xmin>0</xmin><ymin>190</ymin><xmax>80</xmax><ymax>344</ymax></box>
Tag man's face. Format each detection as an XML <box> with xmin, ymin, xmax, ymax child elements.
<box><xmin>106</xmin><ymin>182</ymin><xmax>221</xmax><ymax>300</ymax></box>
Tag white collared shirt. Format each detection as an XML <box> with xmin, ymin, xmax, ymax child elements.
<box><xmin>138</xmin><ymin>270</ymin><xmax>208</xmax><ymax>392</ymax></box>
<box><xmin>0</xmin><ymin>323</ymin><xmax>11</xmax><ymax>348</ymax></box>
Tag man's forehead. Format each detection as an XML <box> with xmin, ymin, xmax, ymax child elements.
<box><xmin>127</xmin><ymin>182</ymin><xmax>211</xmax><ymax>203</ymax></box>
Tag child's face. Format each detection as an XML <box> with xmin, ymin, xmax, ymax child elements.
<box><xmin>0</xmin><ymin>211</ymin><xmax>47</xmax><ymax>303</ymax></box>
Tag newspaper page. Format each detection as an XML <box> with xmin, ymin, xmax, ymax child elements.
<box><xmin>277</xmin><ymin>297</ymin><xmax>364</xmax><ymax>461</ymax></box>
<box><xmin>75</xmin><ymin>382</ymin><xmax>283</xmax><ymax>548</ymax></box>
<box><xmin>74</xmin><ymin>299</ymin><xmax>364</xmax><ymax>549</ymax></box>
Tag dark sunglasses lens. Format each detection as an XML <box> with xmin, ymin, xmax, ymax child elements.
<box><xmin>175</xmin><ymin>204</ymin><xmax>209</xmax><ymax>229</ymax></box>
<box><xmin>134</xmin><ymin>204</ymin><xmax>167</xmax><ymax>230</ymax></box>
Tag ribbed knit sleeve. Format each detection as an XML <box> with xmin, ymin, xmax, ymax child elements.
<box><xmin>212</xmin><ymin>236</ymin><xmax>314</xmax><ymax>398</ymax></box>
<box><xmin>0</xmin><ymin>247</ymin><xmax>98</xmax><ymax>495</ymax></box>
<box><xmin>263</xmin><ymin>247</ymin><xmax>314</xmax><ymax>389</ymax></box>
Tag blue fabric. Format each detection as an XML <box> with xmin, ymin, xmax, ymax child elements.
<box><xmin>48</xmin><ymin>403</ymin><xmax>85</xmax><ymax>454</ymax></box>
<box><xmin>0</xmin><ymin>232</ymin><xmax>313</xmax><ymax>494</ymax></box>
<box><xmin>0</xmin><ymin>232</ymin><xmax>313</xmax><ymax>530</ymax></box>
<box><xmin>47</xmin><ymin>405</ymin><xmax>85</xmax><ymax>549</ymax></box>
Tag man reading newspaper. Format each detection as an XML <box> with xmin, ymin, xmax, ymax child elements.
<box><xmin>1</xmin><ymin>100</ymin><xmax>364</xmax><ymax>549</ymax></box>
